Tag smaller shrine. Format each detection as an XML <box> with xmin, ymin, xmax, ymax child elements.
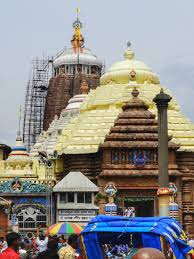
<box><xmin>98</xmin><ymin>88</ymin><xmax>181</xmax><ymax>218</ymax></box>
<box><xmin>0</xmin><ymin>134</ymin><xmax>49</xmax><ymax>235</ymax></box>
<box><xmin>53</xmin><ymin>171</ymin><xmax>99</xmax><ymax>226</ymax></box>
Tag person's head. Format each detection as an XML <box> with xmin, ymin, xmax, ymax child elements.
<box><xmin>59</xmin><ymin>237</ymin><xmax>64</xmax><ymax>244</ymax></box>
<box><xmin>19</xmin><ymin>242</ymin><xmax>25</xmax><ymax>250</ymax></box>
<box><xmin>6</xmin><ymin>232</ymin><xmax>20</xmax><ymax>250</ymax></box>
<box><xmin>39</xmin><ymin>234</ymin><xmax>45</xmax><ymax>241</ymax></box>
<box><xmin>24</xmin><ymin>237</ymin><xmax>29</xmax><ymax>244</ymax></box>
<box><xmin>0</xmin><ymin>237</ymin><xmax>4</xmax><ymax>242</ymax></box>
<box><xmin>47</xmin><ymin>239</ymin><xmax>58</xmax><ymax>250</ymax></box>
<box><xmin>68</xmin><ymin>234</ymin><xmax>78</xmax><ymax>249</ymax></box>
<box><xmin>131</xmin><ymin>248</ymin><xmax>166</xmax><ymax>259</ymax></box>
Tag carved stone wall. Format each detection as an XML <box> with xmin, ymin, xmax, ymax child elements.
<box><xmin>176</xmin><ymin>151</ymin><xmax>194</xmax><ymax>237</ymax></box>
<box><xmin>43</xmin><ymin>73</ymin><xmax>100</xmax><ymax>131</ymax></box>
<box><xmin>56</xmin><ymin>153</ymin><xmax>102</xmax><ymax>182</ymax></box>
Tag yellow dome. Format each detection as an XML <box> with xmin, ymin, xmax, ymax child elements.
<box><xmin>54</xmin><ymin>44</ymin><xmax>194</xmax><ymax>155</ymax></box>
<box><xmin>100</xmin><ymin>44</ymin><xmax>160</xmax><ymax>85</ymax></box>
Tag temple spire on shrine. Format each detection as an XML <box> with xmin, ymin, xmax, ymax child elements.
<box><xmin>124</xmin><ymin>41</ymin><xmax>135</xmax><ymax>60</ymax></box>
<box><xmin>71</xmin><ymin>8</ymin><xmax>84</xmax><ymax>51</ymax></box>
<box><xmin>16</xmin><ymin>106</ymin><xmax>22</xmax><ymax>141</ymax></box>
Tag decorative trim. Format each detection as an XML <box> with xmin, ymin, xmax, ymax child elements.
<box><xmin>0</xmin><ymin>177</ymin><xmax>47</xmax><ymax>193</ymax></box>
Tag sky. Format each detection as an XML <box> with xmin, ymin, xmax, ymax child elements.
<box><xmin>0</xmin><ymin>0</ymin><xmax>194</xmax><ymax>146</ymax></box>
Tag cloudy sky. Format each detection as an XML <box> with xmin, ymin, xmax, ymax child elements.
<box><xmin>0</xmin><ymin>0</ymin><xmax>194</xmax><ymax>146</ymax></box>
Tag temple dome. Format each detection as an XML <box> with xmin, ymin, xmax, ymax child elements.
<box><xmin>54</xmin><ymin>44</ymin><xmax>194</xmax><ymax>154</ymax></box>
<box><xmin>53</xmin><ymin>47</ymin><xmax>103</xmax><ymax>68</ymax></box>
<box><xmin>7</xmin><ymin>135</ymin><xmax>31</xmax><ymax>162</ymax></box>
<box><xmin>100</xmin><ymin>43</ymin><xmax>160</xmax><ymax>85</ymax></box>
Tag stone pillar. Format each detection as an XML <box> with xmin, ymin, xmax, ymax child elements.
<box><xmin>153</xmin><ymin>89</ymin><xmax>172</xmax><ymax>216</ymax></box>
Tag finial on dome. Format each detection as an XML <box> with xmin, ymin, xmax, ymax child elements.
<box><xmin>80</xmin><ymin>79</ymin><xmax>89</xmax><ymax>94</ymax></box>
<box><xmin>127</xmin><ymin>41</ymin><xmax>131</xmax><ymax>47</ymax></box>
<box><xmin>132</xmin><ymin>87</ymin><xmax>139</xmax><ymax>98</ymax></box>
<box><xmin>16</xmin><ymin>106</ymin><xmax>22</xmax><ymax>141</ymax></box>
<box><xmin>71</xmin><ymin>8</ymin><xmax>84</xmax><ymax>51</ymax></box>
<box><xmin>123</xmin><ymin>41</ymin><xmax>135</xmax><ymax>60</ymax></box>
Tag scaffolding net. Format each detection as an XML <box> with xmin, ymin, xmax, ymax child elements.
<box><xmin>23</xmin><ymin>57</ymin><xmax>53</xmax><ymax>151</ymax></box>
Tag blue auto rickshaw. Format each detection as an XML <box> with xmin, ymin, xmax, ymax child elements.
<box><xmin>80</xmin><ymin>215</ymin><xmax>193</xmax><ymax>259</ymax></box>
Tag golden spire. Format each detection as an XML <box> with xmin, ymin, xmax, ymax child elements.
<box><xmin>71</xmin><ymin>8</ymin><xmax>84</xmax><ymax>51</ymax></box>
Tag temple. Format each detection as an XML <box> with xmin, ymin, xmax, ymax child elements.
<box><xmin>43</xmin><ymin>13</ymin><xmax>103</xmax><ymax>130</ymax></box>
<box><xmin>0</xmin><ymin>18</ymin><xmax>194</xmax><ymax>238</ymax></box>
<box><xmin>28</xmin><ymin>43</ymin><xmax>194</xmax><ymax>237</ymax></box>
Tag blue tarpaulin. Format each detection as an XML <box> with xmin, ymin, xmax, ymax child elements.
<box><xmin>80</xmin><ymin>215</ymin><xmax>193</xmax><ymax>259</ymax></box>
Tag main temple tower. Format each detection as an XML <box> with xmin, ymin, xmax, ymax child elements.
<box><xmin>43</xmin><ymin>13</ymin><xmax>103</xmax><ymax>130</ymax></box>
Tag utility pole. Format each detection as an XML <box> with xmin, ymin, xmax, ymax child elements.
<box><xmin>153</xmin><ymin>89</ymin><xmax>172</xmax><ymax>216</ymax></box>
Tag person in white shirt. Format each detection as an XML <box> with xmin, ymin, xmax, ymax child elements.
<box><xmin>0</xmin><ymin>237</ymin><xmax>7</xmax><ymax>253</ymax></box>
<box><xmin>19</xmin><ymin>242</ymin><xmax>28</xmax><ymax>259</ymax></box>
<box><xmin>36</xmin><ymin>226</ymin><xmax>49</xmax><ymax>254</ymax></box>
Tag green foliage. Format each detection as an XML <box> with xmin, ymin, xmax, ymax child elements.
<box><xmin>95</xmin><ymin>192</ymin><xmax>107</xmax><ymax>200</ymax></box>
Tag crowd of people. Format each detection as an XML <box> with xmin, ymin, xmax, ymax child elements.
<box><xmin>0</xmin><ymin>227</ymin><xmax>81</xmax><ymax>259</ymax></box>
<box><xmin>0</xmin><ymin>228</ymin><xmax>193</xmax><ymax>258</ymax></box>
<box><xmin>124</xmin><ymin>207</ymin><xmax>135</xmax><ymax>218</ymax></box>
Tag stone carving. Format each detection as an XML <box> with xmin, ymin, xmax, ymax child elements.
<box><xmin>104</xmin><ymin>182</ymin><xmax>117</xmax><ymax>197</ymax></box>
<box><xmin>169</xmin><ymin>182</ymin><xmax>177</xmax><ymax>203</ymax></box>
<box><xmin>0</xmin><ymin>177</ymin><xmax>47</xmax><ymax>193</ymax></box>
<box><xmin>11</xmin><ymin>178</ymin><xmax>22</xmax><ymax>192</ymax></box>
<box><xmin>104</xmin><ymin>182</ymin><xmax>117</xmax><ymax>204</ymax></box>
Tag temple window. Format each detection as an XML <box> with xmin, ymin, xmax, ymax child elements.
<box><xmin>77</xmin><ymin>192</ymin><xmax>92</xmax><ymax>203</ymax></box>
<box><xmin>77</xmin><ymin>64</ymin><xmax>82</xmax><ymax>73</ymax></box>
<box><xmin>17</xmin><ymin>206</ymin><xmax>46</xmax><ymax>229</ymax></box>
<box><xmin>152</xmin><ymin>151</ymin><xmax>158</xmax><ymax>164</ymax></box>
<box><xmin>133</xmin><ymin>150</ymin><xmax>146</xmax><ymax>166</ymax></box>
<box><xmin>111</xmin><ymin>149</ymin><xmax>157</xmax><ymax>165</ymax></box>
<box><xmin>91</xmin><ymin>66</ymin><xmax>97</xmax><ymax>74</ymax></box>
<box><xmin>85</xmin><ymin>193</ymin><xmax>92</xmax><ymax>203</ymax></box>
<box><xmin>61</xmin><ymin>65</ymin><xmax>65</xmax><ymax>73</ymax></box>
<box><xmin>67</xmin><ymin>192</ymin><xmax>74</xmax><ymax>203</ymax></box>
<box><xmin>146</xmin><ymin>150</ymin><xmax>151</xmax><ymax>163</ymax></box>
<box><xmin>128</xmin><ymin>150</ymin><xmax>133</xmax><ymax>163</ymax></box>
<box><xmin>121</xmin><ymin>150</ymin><xmax>126</xmax><ymax>163</ymax></box>
<box><xmin>77</xmin><ymin>192</ymin><xmax>85</xmax><ymax>203</ymax></box>
<box><xmin>60</xmin><ymin>193</ymin><xmax>66</xmax><ymax>203</ymax></box>
<box><xmin>112</xmin><ymin>150</ymin><xmax>119</xmax><ymax>164</ymax></box>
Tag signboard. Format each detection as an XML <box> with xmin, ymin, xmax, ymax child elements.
<box><xmin>58</xmin><ymin>209</ymin><xmax>96</xmax><ymax>222</ymax></box>
<box><xmin>58</xmin><ymin>210</ymin><xmax>96</xmax><ymax>215</ymax></box>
